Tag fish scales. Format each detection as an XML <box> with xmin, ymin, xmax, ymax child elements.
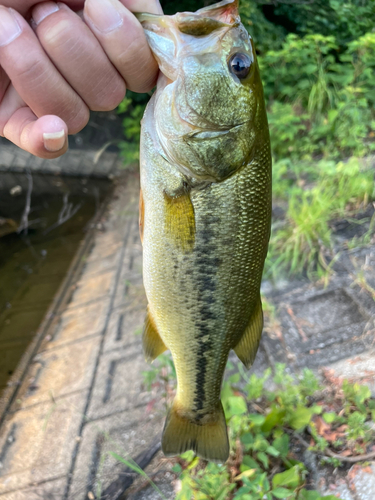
<box><xmin>138</xmin><ymin>0</ymin><xmax>272</xmax><ymax>462</ymax></box>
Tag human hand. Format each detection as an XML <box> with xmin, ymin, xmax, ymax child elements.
<box><xmin>0</xmin><ymin>0</ymin><xmax>162</xmax><ymax>158</ymax></box>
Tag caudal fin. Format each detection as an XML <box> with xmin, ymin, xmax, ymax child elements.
<box><xmin>162</xmin><ymin>399</ymin><xmax>229</xmax><ymax>462</ymax></box>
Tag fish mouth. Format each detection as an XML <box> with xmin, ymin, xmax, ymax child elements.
<box><xmin>187</xmin><ymin>121</ymin><xmax>249</xmax><ymax>140</ymax></box>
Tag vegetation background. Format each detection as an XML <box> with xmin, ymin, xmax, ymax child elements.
<box><xmin>118</xmin><ymin>0</ymin><xmax>375</xmax><ymax>281</ymax></box>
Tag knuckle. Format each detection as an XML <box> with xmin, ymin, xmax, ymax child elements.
<box><xmin>90</xmin><ymin>80</ymin><xmax>126</xmax><ymax>112</ymax></box>
<box><xmin>13</xmin><ymin>57</ymin><xmax>47</xmax><ymax>86</ymax></box>
<box><xmin>65</xmin><ymin>105</ymin><xmax>90</xmax><ymax>134</ymax></box>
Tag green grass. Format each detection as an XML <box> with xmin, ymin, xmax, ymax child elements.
<box><xmin>171</xmin><ymin>364</ymin><xmax>375</xmax><ymax>500</ymax></box>
<box><xmin>266</xmin><ymin>157</ymin><xmax>375</xmax><ymax>280</ymax></box>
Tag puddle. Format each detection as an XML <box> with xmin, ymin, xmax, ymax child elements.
<box><xmin>0</xmin><ymin>172</ymin><xmax>112</xmax><ymax>391</ymax></box>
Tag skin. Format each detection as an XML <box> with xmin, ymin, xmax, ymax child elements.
<box><xmin>140</xmin><ymin>0</ymin><xmax>272</xmax><ymax>460</ymax></box>
<box><xmin>0</xmin><ymin>0</ymin><xmax>162</xmax><ymax>158</ymax></box>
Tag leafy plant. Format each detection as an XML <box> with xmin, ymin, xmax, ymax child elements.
<box><xmin>169</xmin><ymin>363</ymin><xmax>375</xmax><ymax>500</ymax></box>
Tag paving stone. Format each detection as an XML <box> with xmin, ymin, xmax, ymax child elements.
<box><xmin>0</xmin><ymin>477</ymin><xmax>67</xmax><ymax>500</ymax></box>
<box><xmin>348</xmin><ymin>463</ymin><xmax>375</xmax><ymax>500</ymax></box>
<box><xmin>0</xmin><ymin>392</ymin><xmax>87</xmax><ymax>495</ymax></box>
<box><xmin>322</xmin><ymin>481</ymin><xmax>354</xmax><ymax>500</ymax></box>
<box><xmin>327</xmin><ymin>352</ymin><xmax>375</xmax><ymax>395</ymax></box>
<box><xmin>87</xmin><ymin>344</ymin><xmax>151</xmax><ymax>421</ymax></box>
<box><xmin>112</xmin><ymin>222</ymin><xmax>144</xmax><ymax>311</ymax></box>
<box><xmin>10</xmin><ymin>336</ymin><xmax>101</xmax><ymax>411</ymax></box>
<box><xmin>68</xmin><ymin>408</ymin><xmax>164</xmax><ymax>500</ymax></box>
<box><xmin>70</xmin><ymin>270</ymin><xmax>117</xmax><ymax>308</ymax></box>
<box><xmin>86</xmin><ymin>241</ymin><xmax>123</xmax><ymax>264</ymax></box>
<box><xmin>44</xmin><ymin>298</ymin><xmax>111</xmax><ymax>350</ymax></box>
<box><xmin>128</xmin><ymin>476</ymin><xmax>175</xmax><ymax>500</ymax></box>
<box><xmin>82</xmin><ymin>249</ymin><xmax>123</xmax><ymax>278</ymax></box>
<box><xmin>322</xmin><ymin>464</ymin><xmax>375</xmax><ymax>500</ymax></box>
<box><xmin>266</xmin><ymin>286</ymin><xmax>373</xmax><ymax>369</ymax></box>
<box><xmin>102</xmin><ymin>304</ymin><xmax>146</xmax><ymax>355</ymax></box>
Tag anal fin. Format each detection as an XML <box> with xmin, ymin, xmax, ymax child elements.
<box><xmin>233</xmin><ymin>296</ymin><xmax>264</xmax><ymax>369</ymax></box>
<box><xmin>142</xmin><ymin>307</ymin><xmax>167</xmax><ymax>363</ymax></box>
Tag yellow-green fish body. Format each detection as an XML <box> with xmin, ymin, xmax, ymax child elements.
<box><xmin>139</xmin><ymin>0</ymin><xmax>271</xmax><ymax>462</ymax></box>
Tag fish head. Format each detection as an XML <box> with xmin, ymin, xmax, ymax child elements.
<box><xmin>139</xmin><ymin>0</ymin><xmax>267</xmax><ymax>182</ymax></box>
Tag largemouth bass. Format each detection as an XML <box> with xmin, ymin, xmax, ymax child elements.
<box><xmin>138</xmin><ymin>0</ymin><xmax>271</xmax><ymax>462</ymax></box>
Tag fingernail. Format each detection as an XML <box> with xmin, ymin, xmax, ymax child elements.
<box><xmin>0</xmin><ymin>7</ymin><xmax>22</xmax><ymax>47</ymax></box>
<box><xmin>32</xmin><ymin>2</ymin><xmax>59</xmax><ymax>26</ymax></box>
<box><xmin>43</xmin><ymin>130</ymin><xmax>66</xmax><ymax>152</ymax></box>
<box><xmin>85</xmin><ymin>0</ymin><xmax>123</xmax><ymax>33</ymax></box>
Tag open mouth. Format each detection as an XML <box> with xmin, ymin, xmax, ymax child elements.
<box><xmin>187</xmin><ymin>121</ymin><xmax>249</xmax><ymax>140</ymax></box>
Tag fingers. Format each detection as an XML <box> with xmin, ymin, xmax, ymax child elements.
<box><xmin>0</xmin><ymin>1</ymin><xmax>85</xmax><ymax>17</ymax></box>
<box><xmin>31</xmin><ymin>2</ymin><xmax>126</xmax><ymax>111</ymax></box>
<box><xmin>0</xmin><ymin>6</ymin><xmax>89</xmax><ymax>134</ymax></box>
<box><xmin>84</xmin><ymin>0</ymin><xmax>162</xmax><ymax>92</ymax></box>
<box><xmin>120</xmin><ymin>0</ymin><xmax>163</xmax><ymax>13</ymax></box>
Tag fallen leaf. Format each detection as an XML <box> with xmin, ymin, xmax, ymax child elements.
<box><xmin>313</xmin><ymin>416</ymin><xmax>346</xmax><ymax>442</ymax></box>
<box><xmin>362</xmin><ymin>466</ymin><xmax>372</xmax><ymax>474</ymax></box>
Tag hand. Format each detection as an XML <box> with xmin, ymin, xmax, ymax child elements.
<box><xmin>0</xmin><ymin>0</ymin><xmax>162</xmax><ymax>158</ymax></box>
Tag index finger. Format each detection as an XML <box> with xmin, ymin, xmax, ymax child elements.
<box><xmin>84</xmin><ymin>0</ymin><xmax>163</xmax><ymax>93</ymax></box>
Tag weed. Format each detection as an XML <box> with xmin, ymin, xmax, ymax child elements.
<box><xmin>266</xmin><ymin>157</ymin><xmax>374</xmax><ymax>279</ymax></box>
<box><xmin>171</xmin><ymin>364</ymin><xmax>375</xmax><ymax>499</ymax></box>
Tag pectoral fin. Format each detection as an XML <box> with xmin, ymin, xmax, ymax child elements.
<box><xmin>142</xmin><ymin>307</ymin><xmax>167</xmax><ymax>363</ymax></box>
<box><xmin>233</xmin><ymin>296</ymin><xmax>263</xmax><ymax>369</ymax></box>
<box><xmin>164</xmin><ymin>192</ymin><xmax>195</xmax><ymax>252</ymax></box>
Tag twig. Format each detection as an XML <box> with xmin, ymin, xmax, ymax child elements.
<box><xmin>43</xmin><ymin>193</ymin><xmax>82</xmax><ymax>235</ymax></box>
<box><xmin>294</xmin><ymin>432</ymin><xmax>375</xmax><ymax>463</ymax></box>
<box><xmin>101</xmin><ymin>435</ymin><xmax>162</xmax><ymax>500</ymax></box>
<box><xmin>17</xmin><ymin>170</ymin><xmax>33</xmax><ymax>235</ymax></box>
<box><xmin>285</xmin><ymin>304</ymin><xmax>308</xmax><ymax>342</ymax></box>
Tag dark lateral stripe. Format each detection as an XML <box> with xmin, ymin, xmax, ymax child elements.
<box><xmin>192</xmin><ymin>209</ymin><xmax>221</xmax><ymax>417</ymax></box>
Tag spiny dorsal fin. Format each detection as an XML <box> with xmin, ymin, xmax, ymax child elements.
<box><xmin>233</xmin><ymin>296</ymin><xmax>263</xmax><ymax>369</ymax></box>
<box><xmin>142</xmin><ymin>307</ymin><xmax>167</xmax><ymax>363</ymax></box>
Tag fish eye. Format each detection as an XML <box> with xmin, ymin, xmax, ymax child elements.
<box><xmin>228</xmin><ymin>53</ymin><xmax>252</xmax><ymax>79</ymax></box>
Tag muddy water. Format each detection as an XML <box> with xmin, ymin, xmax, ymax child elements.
<box><xmin>0</xmin><ymin>172</ymin><xmax>111</xmax><ymax>391</ymax></box>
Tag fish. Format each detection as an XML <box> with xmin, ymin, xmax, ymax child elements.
<box><xmin>137</xmin><ymin>0</ymin><xmax>272</xmax><ymax>462</ymax></box>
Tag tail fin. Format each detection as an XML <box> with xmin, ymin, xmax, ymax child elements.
<box><xmin>162</xmin><ymin>399</ymin><xmax>229</xmax><ymax>462</ymax></box>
